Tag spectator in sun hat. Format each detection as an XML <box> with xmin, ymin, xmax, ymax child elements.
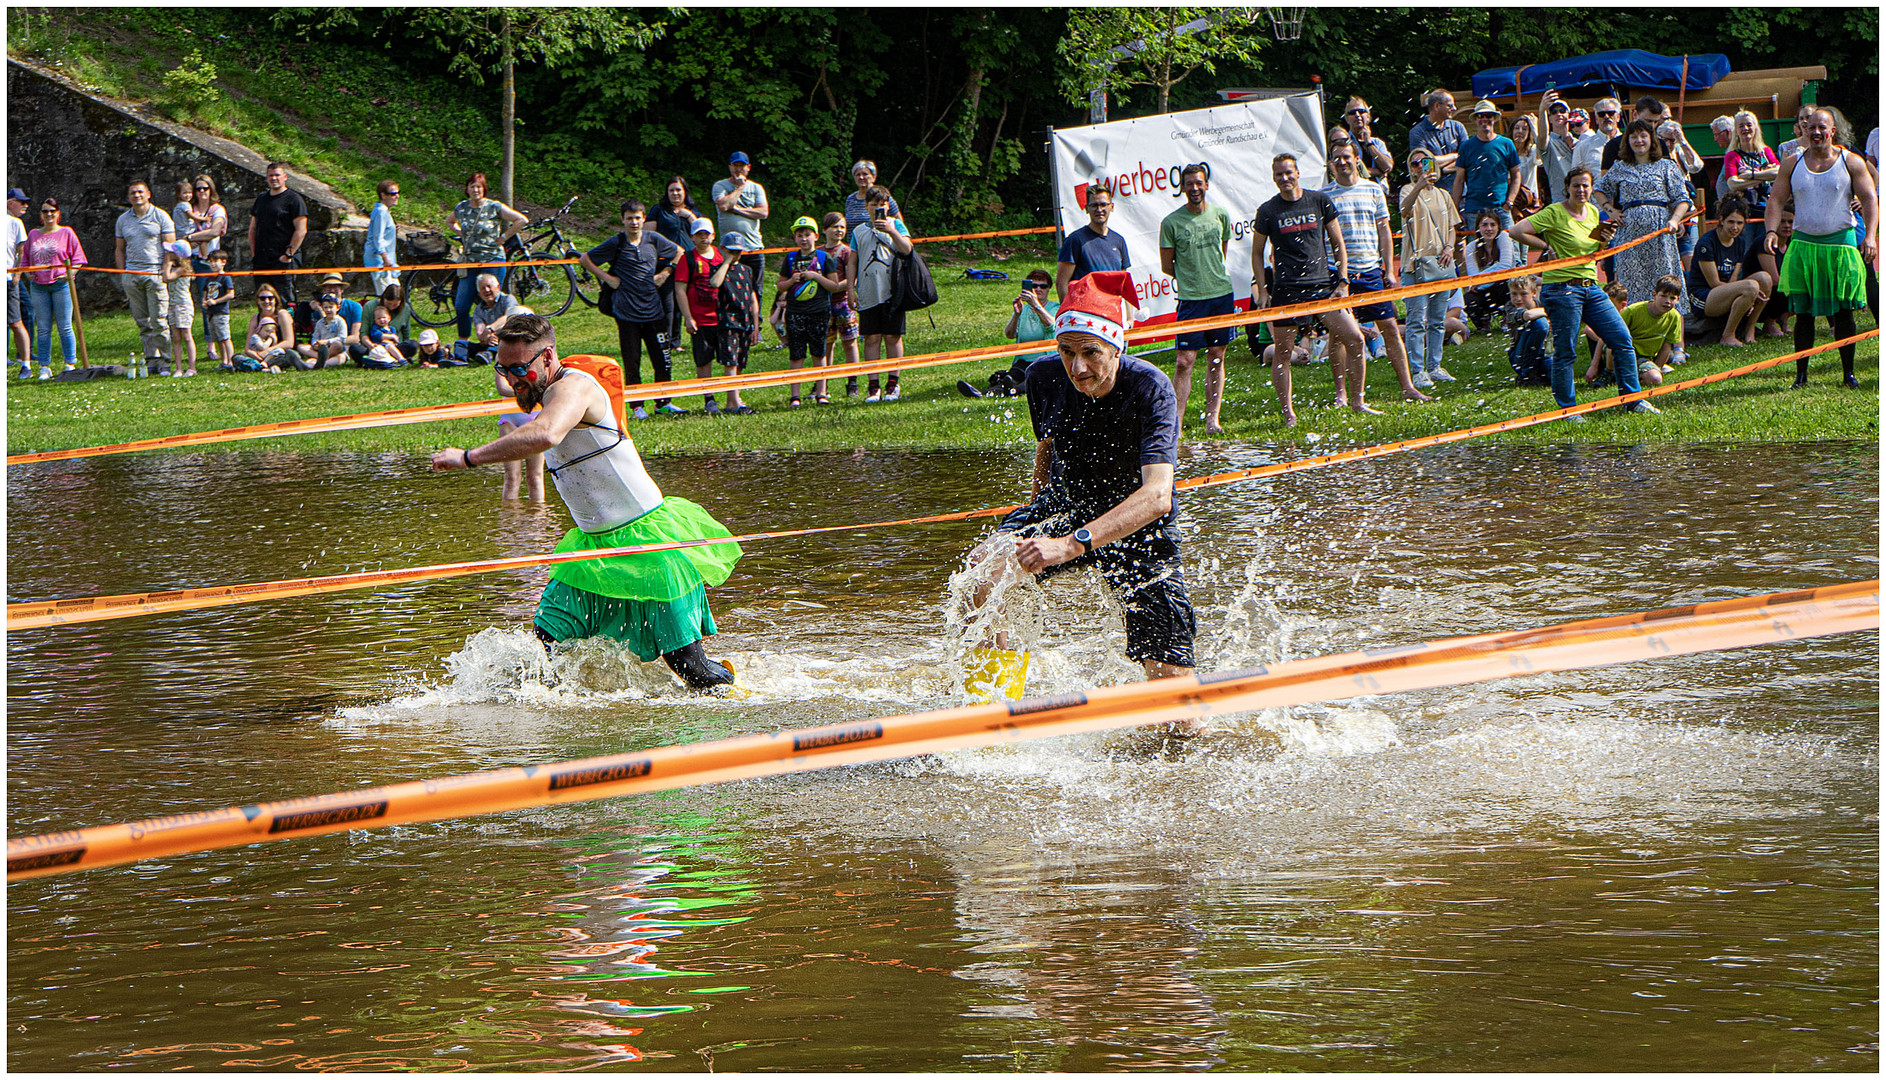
<box><xmin>712</xmin><ymin>151</ymin><xmax>769</xmax><ymax>283</ymax></box>
<box><xmin>1453</xmin><ymin>99</ymin><xmax>1521</xmax><ymax>231</ymax></box>
<box><xmin>296</xmin><ymin>270</ymin><xmax>360</xmax><ymax>343</ymax></box>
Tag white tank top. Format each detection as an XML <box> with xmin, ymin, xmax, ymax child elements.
<box><xmin>543</xmin><ymin>369</ymin><xmax>664</xmax><ymax>533</ymax></box>
<box><xmin>1788</xmin><ymin>149</ymin><xmax>1856</xmax><ymax>235</ymax></box>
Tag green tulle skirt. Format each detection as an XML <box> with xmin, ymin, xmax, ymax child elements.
<box><xmin>1778</xmin><ymin>230</ymin><xmax>1867</xmax><ymax>316</ymax></box>
<box><xmin>534</xmin><ymin>579</ymin><xmax>717</xmax><ymax>660</ymax></box>
<box><xmin>548</xmin><ymin>497</ymin><xmax>742</xmax><ymax>602</ymax></box>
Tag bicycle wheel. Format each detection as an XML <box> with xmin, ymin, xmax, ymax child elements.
<box><xmin>509</xmin><ymin>261</ymin><xmax>547</xmax><ymax>311</ymax></box>
<box><xmin>403</xmin><ymin>266</ymin><xmax>460</xmax><ymax>329</ymax></box>
<box><xmin>536</xmin><ymin>263</ymin><xmax>578</xmax><ymax>319</ymax></box>
<box><xmin>572</xmin><ymin>257</ymin><xmax>599</xmax><ymax>309</ymax></box>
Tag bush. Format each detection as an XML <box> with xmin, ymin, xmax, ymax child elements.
<box><xmin>160</xmin><ymin>49</ymin><xmax>219</xmax><ymax>109</ymax></box>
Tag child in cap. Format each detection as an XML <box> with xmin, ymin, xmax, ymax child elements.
<box><xmin>160</xmin><ymin>239</ymin><xmax>196</xmax><ymax>376</ymax></box>
<box><xmin>201</xmin><ymin>248</ymin><xmax>236</xmax><ymax>372</ymax></box>
<box><xmin>241</xmin><ymin>316</ymin><xmax>286</xmax><ymax>372</ymax></box>
<box><xmin>302</xmin><ymin>292</ymin><xmax>352</xmax><ymax>369</ymax></box>
<box><xmin>772</xmin><ymin>215</ymin><xmax>842</xmax><ymax>405</ymax></box>
<box><xmin>413</xmin><ymin>328</ymin><xmax>447</xmax><ymax>368</ymax></box>
<box><xmin>673</xmin><ymin>216</ymin><xmax>730</xmax><ymax>413</ymax></box>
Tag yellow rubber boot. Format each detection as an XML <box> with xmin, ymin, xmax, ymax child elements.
<box><xmin>966</xmin><ymin>647</ymin><xmax>1030</xmax><ymax>701</ymax></box>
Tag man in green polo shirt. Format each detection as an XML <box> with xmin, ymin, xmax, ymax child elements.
<box><xmin>1157</xmin><ymin>164</ymin><xmax>1233</xmax><ymax>434</ymax></box>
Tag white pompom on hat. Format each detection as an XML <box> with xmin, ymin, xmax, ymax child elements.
<box><xmin>1053</xmin><ymin>270</ymin><xmax>1139</xmax><ymax>351</ymax></box>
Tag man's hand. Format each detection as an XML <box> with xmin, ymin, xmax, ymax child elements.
<box><xmin>1014</xmin><ymin>534</ymin><xmax>1083</xmax><ymax>574</ymax></box>
<box><xmin>431</xmin><ymin>447</ymin><xmax>470</xmax><ymax>471</ymax></box>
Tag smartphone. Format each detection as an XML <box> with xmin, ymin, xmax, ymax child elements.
<box><xmin>872</xmin><ymin>207</ymin><xmax>887</xmax><ymax>222</ymax></box>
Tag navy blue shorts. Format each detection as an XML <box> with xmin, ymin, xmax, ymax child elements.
<box><xmin>1267</xmin><ymin>280</ymin><xmax>1336</xmax><ymax>329</ymax></box>
<box><xmin>1174</xmin><ymin>294</ymin><xmax>1233</xmax><ymax>351</ymax></box>
<box><xmin>1345</xmin><ymin>266</ymin><xmax>1399</xmax><ymax>323</ymax></box>
<box><xmin>996</xmin><ymin>498</ymin><xmax>1196</xmax><ymax>668</ymax></box>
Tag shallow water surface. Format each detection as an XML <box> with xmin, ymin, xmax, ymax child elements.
<box><xmin>7</xmin><ymin>440</ymin><xmax>1878</xmax><ymax>1071</ymax></box>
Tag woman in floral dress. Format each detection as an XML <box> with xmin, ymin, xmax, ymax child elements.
<box><xmin>1596</xmin><ymin>119</ymin><xmax>1693</xmax><ymax>305</ymax></box>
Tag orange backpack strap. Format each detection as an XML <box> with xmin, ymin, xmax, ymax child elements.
<box><xmin>559</xmin><ymin>354</ymin><xmax>628</xmax><ymax>432</ymax></box>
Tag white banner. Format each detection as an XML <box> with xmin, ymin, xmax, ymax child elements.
<box><xmin>1050</xmin><ymin>94</ymin><xmax>1327</xmax><ymax>326</ymax></box>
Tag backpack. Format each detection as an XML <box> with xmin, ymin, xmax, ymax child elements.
<box><xmin>890</xmin><ymin>248</ymin><xmax>938</xmax><ymax>313</ymax></box>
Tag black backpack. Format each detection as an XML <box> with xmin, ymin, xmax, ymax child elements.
<box><xmin>890</xmin><ymin>248</ymin><xmax>939</xmax><ymax>313</ymax></box>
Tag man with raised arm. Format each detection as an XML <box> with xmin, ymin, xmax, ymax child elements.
<box><xmin>430</xmin><ymin>314</ymin><xmax>741</xmax><ymax>690</ymax></box>
<box><xmin>958</xmin><ymin>271</ymin><xmax>1195</xmax><ymax>710</ymax></box>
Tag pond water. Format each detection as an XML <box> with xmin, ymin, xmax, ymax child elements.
<box><xmin>7</xmin><ymin>439</ymin><xmax>1877</xmax><ymax>1072</ymax></box>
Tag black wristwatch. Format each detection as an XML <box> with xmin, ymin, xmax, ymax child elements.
<box><xmin>1072</xmin><ymin>527</ymin><xmax>1095</xmax><ymax>554</ymax></box>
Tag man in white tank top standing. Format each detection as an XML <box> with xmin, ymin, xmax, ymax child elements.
<box><xmin>431</xmin><ymin>314</ymin><xmax>741</xmax><ymax>689</ymax></box>
<box><xmin>1766</xmin><ymin>108</ymin><xmax>1878</xmax><ymax>389</ymax></box>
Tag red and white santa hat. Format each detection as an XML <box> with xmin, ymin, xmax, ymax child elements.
<box><xmin>1053</xmin><ymin>270</ymin><xmax>1138</xmax><ymax>351</ymax></box>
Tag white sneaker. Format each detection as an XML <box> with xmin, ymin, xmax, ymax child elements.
<box><xmin>38</xmin><ymin>366</ymin><xmax>53</xmax><ymax>380</ymax></box>
<box><xmin>1411</xmin><ymin>370</ymin><xmax>1435</xmax><ymax>390</ymax></box>
<box><xmin>882</xmin><ymin>386</ymin><xmax>901</xmax><ymax>402</ymax></box>
<box><xmin>1429</xmin><ymin>367</ymin><xmax>1457</xmax><ymax>382</ymax></box>
<box><xmin>1447</xmin><ymin>330</ymin><xmax>1468</xmax><ymax>347</ymax></box>
<box><xmin>865</xmin><ymin>389</ymin><xmax>882</xmax><ymax>403</ymax></box>
<box><xmin>1626</xmin><ymin>399</ymin><xmax>1661</xmax><ymax>414</ymax></box>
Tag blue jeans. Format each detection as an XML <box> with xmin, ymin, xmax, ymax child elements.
<box><xmin>454</xmin><ymin>264</ymin><xmax>508</xmax><ymax>339</ymax></box>
<box><xmin>1541</xmin><ymin>280</ymin><xmax>1640</xmax><ymax>408</ymax></box>
<box><xmin>28</xmin><ymin>279</ymin><xmax>77</xmax><ymax>365</ymax></box>
<box><xmin>1402</xmin><ymin>256</ymin><xmax>1453</xmax><ymax>373</ymax></box>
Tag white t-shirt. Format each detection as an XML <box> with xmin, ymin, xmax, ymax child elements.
<box><xmin>4</xmin><ymin>214</ymin><xmax>24</xmax><ymax>273</ymax></box>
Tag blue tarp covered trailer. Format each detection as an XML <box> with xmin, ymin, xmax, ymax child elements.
<box><xmin>1473</xmin><ymin>49</ymin><xmax>1732</xmax><ymax>100</ymax></box>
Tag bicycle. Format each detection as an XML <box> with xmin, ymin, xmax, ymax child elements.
<box><xmin>403</xmin><ymin>196</ymin><xmax>598</xmax><ymax>328</ymax></box>
<box><xmin>504</xmin><ymin>196</ymin><xmax>598</xmax><ymax>319</ymax></box>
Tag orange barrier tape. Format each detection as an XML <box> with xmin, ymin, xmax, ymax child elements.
<box><xmin>750</xmin><ymin>224</ymin><xmax>1057</xmax><ymax>255</ymax></box>
<box><xmin>9</xmin><ymin>331</ymin><xmax>1871</xmax><ymax>629</ymax></box>
<box><xmin>6</xmin><ymin>223</ymin><xmax>1697</xmax><ymax>465</ymax></box>
<box><xmin>8</xmin><ymin>399</ymin><xmax>522</xmax><ymax>465</ymax></box>
<box><xmin>9</xmin><ymin>580</ymin><xmax>1874</xmax><ymax>881</ymax></box>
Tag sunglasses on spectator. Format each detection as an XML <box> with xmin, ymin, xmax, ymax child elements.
<box><xmin>1597</xmin><ymin>110</ymin><xmax>1619</xmax><ymax>117</ymax></box>
<box><xmin>1023</xmin><ymin>282</ymin><xmax>1049</xmax><ymax>290</ymax></box>
<box><xmin>497</xmin><ymin>346</ymin><xmax>551</xmax><ymax>379</ymax></box>
<box><xmin>1346</xmin><ymin>107</ymin><xmax>1368</xmax><ymax>115</ymax></box>
<box><xmin>193</xmin><ymin>185</ymin><xmax>211</xmax><ymax>191</ymax></box>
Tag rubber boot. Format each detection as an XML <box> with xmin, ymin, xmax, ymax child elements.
<box><xmin>965</xmin><ymin>647</ymin><xmax>1029</xmax><ymax>701</ymax></box>
<box><xmin>663</xmin><ymin>639</ymin><xmax>736</xmax><ymax>690</ymax></box>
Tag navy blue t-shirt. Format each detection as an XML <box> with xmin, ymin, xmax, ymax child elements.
<box><xmin>779</xmin><ymin>249</ymin><xmax>834</xmax><ymax>315</ymax></box>
<box><xmin>1686</xmin><ymin>227</ymin><xmax>1756</xmax><ymax>300</ymax></box>
<box><xmin>1025</xmin><ymin>354</ymin><xmax>1179</xmax><ymax>528</ymax></box>
<box><xmin>587</xmin><ymin>231</ymin><xmax>678</xmax><ymax>323</ymax></box>
<box><xmin>1056</xmin><ymin>225</ymin><xmax>1132</xmax><ymax>282</ymax></box>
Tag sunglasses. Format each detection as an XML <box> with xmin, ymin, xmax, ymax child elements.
<box><xmin>1346</xmin><ymin>107</ymin><xmax>1368</xmax><ymax>115</ymax></box>
<box><xmin>1597</xmin><ymin>110</ymin><xmax>1620</xmax><ymax>117</ymax></box>
<box><xmin>387</xmin><ymin>190</ymin><xmax>401</xmax><ymax>196</ymax></box>
<box><xmin>497</xmin><ymin>345</ymin><xmax>551</xmax><ymax>379</ymax></box>
<box><xmin>1024</xmin><ymin>282</ymin><xmax>1049</xmax><ymax>290</ymax></box>
<box><xmin>193</xmin><ymin>185</ymin><xmax>211</xmax><ymax>191</ymax></box>
<box><xmin>40</xmin><ymin>205</ymin><xmax>57</xmax><ymax>213</ymax></box>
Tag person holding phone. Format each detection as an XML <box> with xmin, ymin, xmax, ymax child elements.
<box><xmin>1508</xmin><ymin>166</ymin><xmax>1659</xmax><ymax>415</ymax></box>
<box><xmin>961</xmin><ymin>269</ymin><xmax>1058</xmax><ymax>398</ymax></box>
<box><xmin>1398</xmin><ymin>150</ymin><xmax>1459</xmax><ymax>390</ymax></box>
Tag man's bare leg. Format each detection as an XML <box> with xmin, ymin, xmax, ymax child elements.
<box><xmin>1324</xmin><ymin>309</ymin><xmax>1379</xmax><ymax>414</ymax></box>
<box><xmin>1173</xmin><ymin>347</ymin><xmax>1198</xmax><ymax>425</ymax></box>
<box><xmin>1269</xmin><ymin>325</ymin><xmax>1298</xmax><ymax>427</ymax></box>
<box><xmin>1377</xmin><ymin>316</ymin><xmax>1429</xmax><ymax>401</ymax></box>
<box><xmin>1203</xmin><ymin>345</ymin><xmax>1227</xmax><ymax>434</ymax></box>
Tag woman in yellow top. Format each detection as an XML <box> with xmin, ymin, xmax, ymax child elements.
<box><xmin>1508</xmin><ymin>165</ymin><xmax>1660</xmax><ymax>417</ymax></box>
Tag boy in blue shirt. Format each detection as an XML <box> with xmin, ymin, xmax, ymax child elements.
<box><xmin>201</xmin><ymin>248</ymin><xmax>236</xmax><ymax>371</ymax></box>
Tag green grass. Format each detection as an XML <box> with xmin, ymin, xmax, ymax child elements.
<box><xmin>9</xmin><ymin>247</ymin><xmax>1878</xmax><ymax>459</ymax></box>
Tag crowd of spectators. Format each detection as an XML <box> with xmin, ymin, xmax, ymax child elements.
<box><xmin>4</xmin><ymin>88</ymin><xmax>1876</xmax><ymax>419</ymax></box>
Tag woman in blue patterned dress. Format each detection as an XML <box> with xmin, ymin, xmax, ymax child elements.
<box><xmin>1596</xmin><ymin>120</ymin><xmax>1693</xmax><ymax>306</ymax></box>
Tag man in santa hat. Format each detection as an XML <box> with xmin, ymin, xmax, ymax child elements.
<box><xmin>959</xmin><ymin>270</ymin><xmax>1196</xmax><ymax>707</ymax></box>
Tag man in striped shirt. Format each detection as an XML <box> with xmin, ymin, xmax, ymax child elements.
<box><xmin>1321</xmin><ymin>141</ymin><xmax>1431</xmax><ymax>403</ymax></box>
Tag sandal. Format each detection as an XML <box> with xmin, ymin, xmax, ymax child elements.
<box><xmin>814</xmin><ymin>393</ymin><xmax>830</xmax><ymax>404</ymax></box>
<box><xmin>789</xmin><ymin>396</ymin><xmax>802</xmax><ymax>407</ymax></box>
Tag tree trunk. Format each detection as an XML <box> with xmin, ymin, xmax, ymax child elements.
<box><xmin>951</xmin><ymin>63</ymin><xmax>986</xmax><ymax>203</ymax></box>
<box><xmin>500</xmin><ymin>10</ymin><xmax>516</xmax><ymax>207</ymax></box>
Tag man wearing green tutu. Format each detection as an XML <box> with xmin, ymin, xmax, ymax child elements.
<box><xmin>1764</xmin><ymin>107</ymin><xmax>1878</xmax><ymax>389</ymax></box>
<box><xmin>431</xmin><ymin>313</ymin><xmax>741</xmax><ymax>689</ymax></box>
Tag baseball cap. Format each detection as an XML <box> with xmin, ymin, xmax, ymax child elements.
<box><xmin>720</xmin><ymin>232</ymin><xmax>751</xmax><ymax>252</ymax></box>
<box><xmin>1547</xmin><ymin>99</ymin><xmax>1570</xmax><ymax>113</ymax></box>
<box><xmin>689</xmin><ymin>217</ymin><xmax>715</xmax><ymax>235</ymax></box>
<box><xmin>792</xmin><ymin>215</ymin><xmax>819</xmax><ymax>232</ymax></box>
<box><xmin>7</xmin><ymin>187</ymin><xmax>27</xmax><ymax>202</ymax></box>
<box><xmin>1567</xmin><ymin>108</ymin><xmax>1590</xmax><ymax>125</ymax></box>
<box><xmin>317</xmin><ymin>292</ymin><xmax>339</xmax><ymax>305</ymax></box>
<box><xmin>1471</xmin><ymin>100</ymin><xmax>1500</xmax><ymax>116</ymax></box>
<box><xmin>418</xmin><ymin>328</ymin><xmax>439</xmax><ymax>345</ymax></box>
<box><xmin>729</xmin><ymin>151</ymin><xmax>750</xmax><ymax>165</ymax></box>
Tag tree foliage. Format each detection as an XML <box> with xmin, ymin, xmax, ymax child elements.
<box><xmin>1058</xmin><ymin>7</ymin><xmax>1267</xmax><ymax>115</ymax></box>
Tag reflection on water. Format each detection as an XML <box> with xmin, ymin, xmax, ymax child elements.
<box><xmin>7</xmin><ymin>441</ymin><xmax>1878</xmax><ymax>1071</ymax></box>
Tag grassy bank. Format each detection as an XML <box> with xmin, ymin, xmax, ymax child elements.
<box><xmin>9</xmin><ymin>247</ymin><xmax>1876</xmax><ymax>461</ymax></box>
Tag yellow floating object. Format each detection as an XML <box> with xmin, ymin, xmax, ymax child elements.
<box><xmin>966</xmin><ymin>647</ymin><xmax>1030</xmax><ymax>701</ymax></box>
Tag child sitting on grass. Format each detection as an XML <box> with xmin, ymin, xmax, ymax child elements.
<box><xmin>1584</xmin><ymin>281</ymin><xmax>1630</xmax><ymax>387</ymax></box>
<box><xmin>1502</xmin><ymin>274</ymin><xmax>1551</xmax><ymax>386</ymax></box>
<box><xmin>357</xmin><ymin>305</ymin><xmax>408</xmax><ymax>369</ymax></box>
<box><xmin>301</xmin><ymin>292</ymin><xmax>353</xmax><ymax>369</ymax></box>
<box><xmin>1620</xmin><ymin>274</ymin><xmax>1685</xmax><ymax>389</ymax></box>
<box><xmin>240</xmin><ymin>317</ymin><xmax>287</xmax><ymax>373</ymax></box>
